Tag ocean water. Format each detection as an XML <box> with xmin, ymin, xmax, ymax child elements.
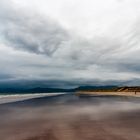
<box><xmin>0</xmin><ymin>92</ymin><xmax>66</xmax><ymax>104</ymax></box>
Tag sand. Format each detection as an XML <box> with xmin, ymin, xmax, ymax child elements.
<box><xmin>76</xmin><ymin>91</ymin><xmax>140</xmax><ymax>97</ymax></box>
<box><xmin>0</xmin><ymin>94</ymin><xmax>139</xmax><ymax>140</ymax></box>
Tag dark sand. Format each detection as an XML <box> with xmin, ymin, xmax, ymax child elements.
<box><xmin>0</xmin><ymin>94</ymin><xmax>140</xmax><ymax>140</ymax></box>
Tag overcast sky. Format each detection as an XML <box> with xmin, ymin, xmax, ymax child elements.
<box><xmin>0</xmin><ymin>0</ymin><xmax>140</xmax><ymax>87</ymax></box>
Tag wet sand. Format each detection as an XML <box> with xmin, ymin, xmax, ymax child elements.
<box><xmin>76</xmin><ymin>91</ymin><xmax>140</xmax><ymax>97</ymax></box>
<box><xmin>0</xmin><ymin>94</ymin><xmax>140</xmax><ymax>140</ymax></box>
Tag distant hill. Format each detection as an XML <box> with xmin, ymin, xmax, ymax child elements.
<box><xmin>76</xmin><ymin>86</ymin><xmax>140</xmax><ymax>92</ymax></box>
<box><xmin>0</xmin><ymin>87</ymin><xmax>75</xmax><ymax>94</ymax></box>
<box><xmin>0</xmin><ymin>86</ymin><xmax>140</xmax><ymax>94</ymax></box>
<box><xmin>75</xmin><ymin>86</ymin><xmax>118</xmax><ymax>91</ymax></box>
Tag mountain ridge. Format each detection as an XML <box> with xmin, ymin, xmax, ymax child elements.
<box><xmin>0</xmin><ymin>86</ymin><xmax>140</xmax><ymax>94</ymax></box>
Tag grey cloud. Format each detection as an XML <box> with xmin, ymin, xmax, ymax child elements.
<box><xmin>110</xmin><ymin>63</ymin><xmax>140</xmax><ymax>74</ymax></box>
<box><xmin>0</xmin><ymin>1</ymin><xmax>69</xmax><ymax>56</ymax></box>
<box><xmin>0</xmin><ymin>74</ymin><xmax>14</xmax><ymax>80</ymax></box>
<box><xmin>0</xmin><ymin>0</ymin><xmax>140</xmax><ymax>86</ymax></box>
<box><xmin>0</xmin><ymin>79</ymin><xmax>128</xmax><ymax>89</ymax></box>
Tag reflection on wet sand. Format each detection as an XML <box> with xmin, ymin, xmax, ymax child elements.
<box><xmin>0</xmin><ymin>94</ymin><xmax>140</xmax><ymax>140</ymax></box>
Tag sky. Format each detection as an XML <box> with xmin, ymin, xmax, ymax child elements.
<box><xmin>0</xmin><ymin>0</ymin><xmax>140</xmax><ymax>88</ymax></box>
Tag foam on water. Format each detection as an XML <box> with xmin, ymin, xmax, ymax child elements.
<box><xmin>0</xmin><ymin>93</ymin><xmax>66</xmax><ymax>104</ymax></box>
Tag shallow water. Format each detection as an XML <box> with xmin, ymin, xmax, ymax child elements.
<box><xmin>0</xmin><ymin>93</ymin><xmax>140</xmax><ymax>140</ymax></box>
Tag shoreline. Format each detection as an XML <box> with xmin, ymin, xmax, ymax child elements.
<box><xmin>76</xmin><ymin>91</ymin><xmax>140</xmax><ymax>97</ymax></box>
<box><xmin>0</xmin><ymin>91</ymin><xmax>140</xmax><ymax>105</ymax></box>
<box><xmin>0</xmin><ymin>93</ymin><xmax>65</xmax><ymax>104</ymax></box>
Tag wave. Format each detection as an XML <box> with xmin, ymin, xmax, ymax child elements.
<box><xmin>0</xmin><ymin>93</ymin><xmax>66</xmax><ymax>104</ymax></box>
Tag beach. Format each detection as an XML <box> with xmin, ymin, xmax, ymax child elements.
<box><xmin>76</xmin><ymin>91</ymin><xmax>140</xmax><ymax>97</ymax></box>
<box><xmin>0</xmin><ymin>93</ymin><xmax>65</xmax><ymax>104</ymax></box>
<box><xmin>0</xmin><ymin>93</ymin><xmax>140</xmax><ymax>140</ymax></box>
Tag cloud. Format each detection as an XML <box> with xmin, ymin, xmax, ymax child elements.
<box><xmin>0</xmin><ymin>0</ymin><xmax>69</xmax><ymax>56</ymax></box>
<box><xmin>0</xmin><ymin>74</ymin><xmax>13</xmax><ymax>81</ymax></box>
<box><xmin>0</xmin><ymin>0</ymin><xmax>140</xmax><ymax>87</ymax></box>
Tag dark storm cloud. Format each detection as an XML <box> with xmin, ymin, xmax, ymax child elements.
<box><xmin>0</xmin><ymin>74</ymin><xmax>14</xmax><ymax>80</ymax></box>
<box><xmin>0</xmin><ymin>79</ymin><xmax>127</xmax><ymax>89</ymax></box>
<box><xmin>0</xmin><ymin>0</ymin><xmax>69</xmax><ymax>56</ymax></box>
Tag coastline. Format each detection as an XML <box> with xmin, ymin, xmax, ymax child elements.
<box><xmin>76</xmin><ymin>91</ymin><xmax>140</xmax><ymax>97</ymax></box>
<box><xmin>0</xmin><ymin>93</ymin><xmax>65</xmax><ymax>104</ymax></box>
<box><xmin>0</xmin><ymin>91</ymin><xmax>139</xmax><ymax>105</ymax></box>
